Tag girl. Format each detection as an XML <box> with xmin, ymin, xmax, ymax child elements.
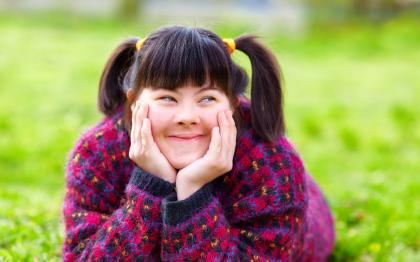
<box><xmin>63</xmin><ymin>26</ymin><xmax>335</xmax><ymax>261</ymax></box>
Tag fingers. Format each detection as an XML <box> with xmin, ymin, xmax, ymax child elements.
<box><xmin>226</xmin><ymin>110</ymin><xmax>237</xmax><ymax>157</ymax></box>
<box><xmin>137</xmin><ymin>103</ymin><xmax>149</xmax><ymax>143</ymax></box>
<box><xmin>208</xmin><ymin>126</ymin><xmax>221</xmax><ymax>154</ymax></box>
<box><xmin>141</xmin><ymin>118</ymin><xmax>152</xmax><ymax>151</ymax></box>
<box><xmin>218</xmin><ymin>111</ymin><xmax>228</xmax><ymax>158</ymax></box>
<box><xmin>130</xmin><ymin>101</ymin><xmax>139</xmax><ymax>145</ymax></box>
<box><xmin>218</xmin><ymin>110</ymin><xmax>236</xmax><ymax>159</ymax></box>
<box><xmin>131</xmin><ymin>101</ymin><xmax>148</xmax><ymax>145</ymax></box>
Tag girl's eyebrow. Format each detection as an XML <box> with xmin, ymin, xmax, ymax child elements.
<box><xmin>156</xmin><ymin>85</ymin><xmax>219</xmax><ymax>94</ymax></box>
<box><xmin>194</xmin><ymin>86</ymin><xmax>219</xmax><ymax>95</ymax></box>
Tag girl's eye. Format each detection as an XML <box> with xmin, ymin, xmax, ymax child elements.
<box><xmin>159</xmin><ymin>96</ymin><xmax>176</xmax><ymax>102</ymax></box>
<box><xmin>200</xmin><ymin>96</ymin><xmax>216</xmax><ymax>103</ymax></box>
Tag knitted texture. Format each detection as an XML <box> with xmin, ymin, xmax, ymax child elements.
<box><xmin>62</xmin><ymin>102</ymin><xmax>335</xmax><ymax>261</ymax></box>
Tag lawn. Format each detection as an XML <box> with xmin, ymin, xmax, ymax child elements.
<box><xmin>0</xmin><ymin>11</ymin><xmax>419</xmax><ymax>261</ymax></box>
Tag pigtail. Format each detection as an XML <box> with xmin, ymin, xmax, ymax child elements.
<box><xmin>235</xmin><ymin>35</ymin><xmax>285</xmax><ymax>142</ymax></box>
<box><xmin>98</xmin><ymin>38</ymin><xmax>138</xmax><ymax>117</ymax></box>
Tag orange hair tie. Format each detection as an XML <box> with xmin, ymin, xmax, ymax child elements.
<box><xmin>135</xmin><ymin>38</ymin><xmax>145</xmax><ymax>51</ymax></box>
<box><xmin>222</xmin><ymin>38</ymin><xmax>236</xmax><ymax>54</ymax></box>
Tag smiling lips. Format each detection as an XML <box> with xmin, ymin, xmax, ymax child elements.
<box><xmin>168</xmin><ymin>134</ymin><xmax>204</xmax><ymax>141</ymax></box>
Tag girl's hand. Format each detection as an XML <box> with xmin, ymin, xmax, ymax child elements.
<box><xmin>129</xmin><ymin>101</ymin><xmax>177</xmax><ymax>184</ymax></box>
<box><xmin>176</xmin><ymin>110</ymin><xmax>237</xmax><ymax>200</ymax></box>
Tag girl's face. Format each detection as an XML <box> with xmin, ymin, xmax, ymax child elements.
<box><xmin>135</xmin><ymin>83</ymin><xmax>234</xmax><ymax>169</ymax></box>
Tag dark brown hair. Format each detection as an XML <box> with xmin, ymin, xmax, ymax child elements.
<box><xmin>98</xmin><ymin>26</ymin><xmax>284</xmax><ymax>142</ymax></box>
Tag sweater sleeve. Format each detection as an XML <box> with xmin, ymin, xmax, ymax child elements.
<box><xmin>159</xmin><ymin>142</ymin><xmax>307</xmax><ymax>261</ymax></box>
<box><xmin>62</xmin><ymin>132</ymin><xmax>176</xmax><ymax>261</ymax></box>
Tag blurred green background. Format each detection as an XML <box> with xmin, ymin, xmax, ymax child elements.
<box><xmin>0</xmin><ymin>0</ymin><xmax>419</xmax><ymax>261</ymax></box>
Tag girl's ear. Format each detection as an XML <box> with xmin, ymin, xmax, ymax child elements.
<box><xmin>126</xmin><ymin>88</ymin><xmax>134</xmax><ymax>100</ymax></box>
<box><xmin>229</xmin><ymin>96</ymin><xmax>240</xmax><ymax>111</ymax></box>
<box><xmin>126</xmin><ymin>88</ymin><xmax>136</xmax><ymax>111</ymax></box>
<box><xmin>233</xmin><ymin>96</ymin><xmax>240</xmax><ymax>108</ymax></box>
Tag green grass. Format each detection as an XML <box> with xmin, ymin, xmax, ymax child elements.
<box><xmin>0</xmin><ymin>11</ymin><xmax>419</xmax><ymax>261</ymax></box>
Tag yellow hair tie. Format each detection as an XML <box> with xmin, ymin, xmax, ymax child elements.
<box><xmin>222</xmin><ymin>38</ymin><xmax>236</xmax><ymax>54</ymax></box>
<box><xmin>136</xmin><ymin>38</ymin><xmax>145</xmax><ymax>51</ymax></box>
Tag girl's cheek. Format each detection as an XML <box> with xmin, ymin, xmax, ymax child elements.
<box><xmin>147</xmin><ymin>103</ymin><xmax>165</xmax><ymax>119</ymax></box>
<box><xmin>147</xmin><ymin>106</ymin><xmax>164</xmax><ymax>126</ymax></box>
<box><xmin>202</xmin><ymin>110</ymin><xmax>221</xmax><ymax>128</ymax></box>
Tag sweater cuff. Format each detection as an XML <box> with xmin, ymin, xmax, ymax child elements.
<box><xmin>161</xmin><ymin>182</ymin><xmax>214</xmax><ymax>226</ymax></box>
<box><xmin>129</xmin><ymin>167</ymin><xmax>176</xmax><ymax>197</ymax></box>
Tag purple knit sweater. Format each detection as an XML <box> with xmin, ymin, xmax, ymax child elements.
<box><xmin>62</xmin><ymin>102</ymin><xmax>335</xmax><ymax>261</ymax></box>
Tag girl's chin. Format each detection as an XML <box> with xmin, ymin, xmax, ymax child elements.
<box><xmin>167</xmin><ymin>155</ymin><xmax>201</xmax><ymax>170</ymax></box>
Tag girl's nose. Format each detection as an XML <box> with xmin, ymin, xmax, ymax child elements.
<box><xmin>173</xmin><ymin>105</ymin><xmax>200</xmax><ymax>125</ymax></box>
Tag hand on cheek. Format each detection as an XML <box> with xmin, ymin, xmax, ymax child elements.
<box><xmin>129</xmin><ymin>101</ymin><xmax>177</xmax><ymax>184</ymax></box>
<box><xmin>176</xmin><ymin>110</ymin><xmax>237</xmax><ymax>200</ymax></box>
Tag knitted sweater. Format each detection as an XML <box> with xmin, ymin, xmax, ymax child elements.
<box><xmin>62</xmin><ymin>102</ymin><xmax>335</xmax><ymax>261</ymax></box>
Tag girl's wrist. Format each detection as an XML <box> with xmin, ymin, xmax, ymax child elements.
<box><xmin>175</xmin><ymin>174</ymin><xmax>204</xmax><ymax>200</ymax></box>
<box><xmin>156</xmin><ymin>166</ymin><xmax>177</xmax><ymax>184</ymax></box>
<box><xmin>136</xmin><ymin>162</ymin><xmax>176</xmax><ymax>184</ymax></box>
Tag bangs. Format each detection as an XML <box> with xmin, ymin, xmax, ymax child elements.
<box><xmin>135</xmin><ymin>27</ymin><xmax>230</xmax><ymax>92</ymax></box>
